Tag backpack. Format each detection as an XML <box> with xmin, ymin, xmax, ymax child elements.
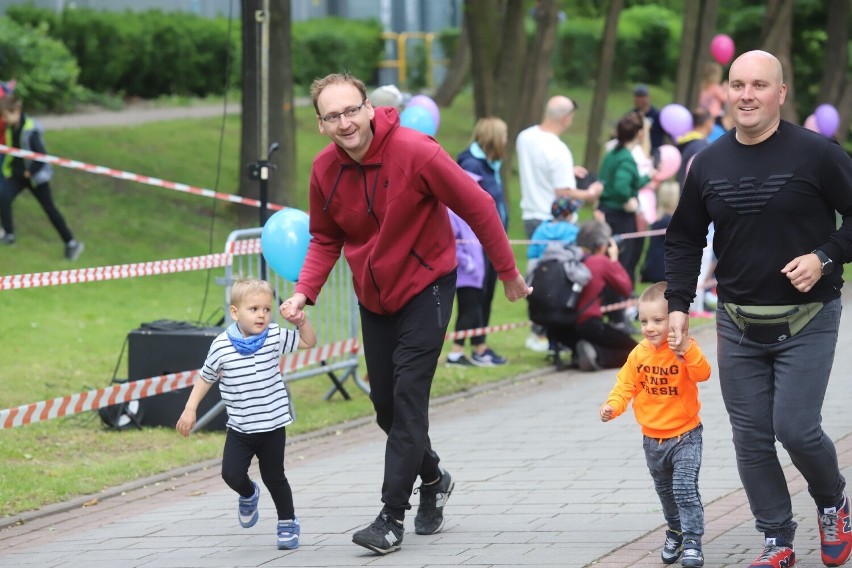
<box><xmin>526</xmin><ymin>252</ymin><xmax>591</xmax><ymax>329</ymax></box>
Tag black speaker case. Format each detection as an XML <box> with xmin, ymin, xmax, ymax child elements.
<box><xmin>128</xmin><ymin>323</ymin><xmax>228</xmax><ymax>431</ymax></box>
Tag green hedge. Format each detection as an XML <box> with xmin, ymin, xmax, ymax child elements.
<box><xmin>553</xmin><ymin>5</ymin><xmax>681</xmax><ymax>88</ymax></box>
<box><xmin>5</xmin><ymin>6</ymin><xmax>384</xmax><ymax>101</ymax></box>
<box><xmin>6</xmin><ymin>5</ymin><xmax>240</xmax><ymax>99</ymax></box>
<box><xmin>292</xmin><ymin>17</ymin><xmax>384</xmax><ymax>87</ymax></box>
<box><xmin>0</xmin><ymin>17</ymin><xmax>80</xmax><ymax>112</ymax></box>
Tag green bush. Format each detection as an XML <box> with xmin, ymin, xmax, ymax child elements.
<box><xmin>616</xmin><ymin>5</ymin><xmax>681</xmax><ymax>85</ymax></box>
<box><xmin>293</xmin><ymin>17</ymin><xmax>384</xmax><ymax>86</ymax></box>
<box><xmin>554</xmin><ymin>17</ymin><xmax>603</xmax><ymax>88</ymax></box>
<box><xmin>0</xmin><ymin>17</ymin><xmax>80</xmax><ymax>112</ymax></box>
<box><xmin>553</xmin><ymin>5</ymin><xmax>680</xmax><ymax>88</ymax></box>
<box><xmin>6</xmin><ymin>5</ymin><xmax>239</xmax><ymax>98</ymax></box>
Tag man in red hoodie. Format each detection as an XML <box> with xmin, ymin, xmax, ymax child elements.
<box><xmin>280</xmin><ymin>73</ymin><xmax>530</xmax><ymax>555</ymax></box>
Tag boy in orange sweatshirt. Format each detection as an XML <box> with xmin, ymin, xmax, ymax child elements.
<box><xmin>600</xmin><ymin>282</ymin><xmax>711</xmax><ymax>567</ymax></box>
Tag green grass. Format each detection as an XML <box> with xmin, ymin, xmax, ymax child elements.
<box><xmin>0</xmin><ymin>84</ymin><xmax>662</xmax><ymax>519</ymax></box>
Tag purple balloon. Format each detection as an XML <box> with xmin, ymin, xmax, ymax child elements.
<box><xmin>659</xmin><ymin>104</ymin><xmax>693</xmax><ymax>138</ymax></box>
<box><xmin>407</xmin><ymin>94</ymin><xmax>440</xmax><ymax>131</ymax></box>
<box><xmin>814</xmin><ymin>104</ymin><xmax>839</xmax><ymax>137</ymax></box>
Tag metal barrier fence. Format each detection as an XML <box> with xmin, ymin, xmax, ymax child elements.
<box><xmin>194</xmin><ymin>227</ymin><xmax>368</xmax><ymax>430</ymax></box>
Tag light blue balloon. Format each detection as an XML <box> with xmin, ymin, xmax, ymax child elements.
<box><xmin>400</xmin><ymin>105</ymin><xmax>437</xmax><ymax>137</ymax></box>
<box><xmin>261</xmin><ymin>208</ymin><xmax>311</xmax><ymax>282</ymax></box>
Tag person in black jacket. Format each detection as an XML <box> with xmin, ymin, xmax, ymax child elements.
<box><xmin>0</xmin><ymin>92</ymin><xmax>84</xmax><ymax>260</ymax></box>
<box><xmin>665</xmin><ymin>50</ymin><xmax>852</xmax><ymax>568</ymax></box>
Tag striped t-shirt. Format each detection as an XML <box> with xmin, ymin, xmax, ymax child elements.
<box><xmin>200</xmin><ymin>323</ymin><xmax>299</xmax><ymax>433</ymax></box>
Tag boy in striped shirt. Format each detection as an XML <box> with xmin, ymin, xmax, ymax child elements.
<box><xmin>177</xmin><ymin>278</ymin><xmax>316</xmax><ymax>550</ymax></box>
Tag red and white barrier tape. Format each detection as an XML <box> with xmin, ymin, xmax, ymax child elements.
<box><xmin>1</xmin><ymin>252</ymin><xmax>231</xmax><ymax>291</ymax></box>
<box><xmin>471</xmin><ymin>228</ymin><xmax>668</xmax><ymax>246</ymax></box>
<box><xmin>2</xmin><ymin>301</ymin><xmax>719</xmax><ymax>429</ymax></box>
<box><xmin>0</xmin><ymin>336</ymin><xmax>360</xmax><ymax>429</ymax></box>
<box><xmin>1</xmin><ymin>239</ymin><xmax>265</xmax><ymax>291</ymax></box>
<box><xmin>0</xmin><ymin>144</ymin><xmax>285</xmax><ymax>211</ymax></box>
<box><xmin>445</xmin><ymin>320</ymin><xmax>529</xmax><ymax>340</ymax></box>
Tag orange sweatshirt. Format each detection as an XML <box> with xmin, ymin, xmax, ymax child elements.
<box><xmin>605</xmin><ymin>337</ymin><xmax>711</xmax><ymax>439</ymax></box>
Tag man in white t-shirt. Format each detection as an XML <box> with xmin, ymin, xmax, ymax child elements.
<box><xmin>517</xmin><ymin>96</ymin><xmax>601</xmax><ymax>239</ymax></box>
<box><xmin>517</xmin><ymin>95</ymin><xmax>601</xmax><ymax>352</ymax></box>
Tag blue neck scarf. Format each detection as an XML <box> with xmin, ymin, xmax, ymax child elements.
<box><xmin>226</xmin><ymin>322</ymin><xmax>269</xmax><ymax>355</ymax></box>
<box><xmin>469</xmin><ymin>142</ymin><xmax>502</xmax><ymax>188</ymax></box>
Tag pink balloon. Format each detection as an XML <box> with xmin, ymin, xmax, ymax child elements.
<box><xmin>710</xmin><ymin>34</ymin><xmax>735</xmax><ymax>65</ymax></box>
<box><xmin>638</xmin><ymin>187</ymin><xmax>657</xmax><ymax>225</ymax></box>
<box><xmin>804</xmin><ymin>114</ymin><xmax>819</xmax><ymax>133</ymax></box>
<box><xmin>659</xmin><ymin>104</ymin><xmax>693</xmax><ymax>138</ymax></box>
<box><xmin>656</xmin><ymin>144</ymin><xmax>682</xmax><ymax>181</ymax></box>
<box><xmin>814</xmin><ymin>104</ymin><xmax>840</xmax><ymax>137</ymax></box>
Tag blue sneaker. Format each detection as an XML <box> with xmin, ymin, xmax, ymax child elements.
<box><xmin>238</xmin><ymin>481</ymin><xmax>260</xmax><ymax>528</ymax></box>
<box><xmin>277</xmin><ymin>518</ymin><xmax>300</xmax><ymax>550</ymax></box>
<box><xmin>471</xmin><ymin>348</ymin><xmax>507</xmax><ymax>366</ymax></box>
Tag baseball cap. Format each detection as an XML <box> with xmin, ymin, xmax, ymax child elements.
<box><xmin>633</xmin><ymin>84</ymin><xmax>649</xmax><ymax>96</ymax></box>
<box><xmin>551</xmin><ymin>197</ymin><xmax>581</xmax><ymax>219</ymax></box>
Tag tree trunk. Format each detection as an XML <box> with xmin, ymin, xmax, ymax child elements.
<box><xmin>515</xmin><ymin>0</ymin><xmax>558</xmax><ymax>133</ymax></box>
<box><xmin>269</xmin><ymin>0</ymin><xmax>296</xmax><ymax>208</ymax></box>
<box><xmin>466</xmin><ymin>0</ymin><xmax>502</xmax><ymax>117</ymax></box>
<box><xmin>690</xmin><ymin>0</ymin><xmax>719</xmax><ymax>108</ymax></box>
<box><xmin>761</xmin><ymin>0</ymin><xmax>797</xmax><ymax>123</ymax></box>
<box><xmin>239</xmin><ymin>0</ymin><xmax>261</xmax><ymax>227</ymax></box>
<box><xmin>433</xmin><ymin>19</ymin><xmax>471</xmax><ymax>107</ymax></box>
<box><xmin>494</xmin><ymin>0</ymin><xmax>528</xmax><ymax>125</ymax></box>
<box><xmin>584</xmin><ymin>0</ymin><xmax>623</xmax><ymax>172</ymax></box>
<box><xmin>673</xmin><ymin>1</ymin><xmax>701</xmax><ymax>105</ymax></box>
<box><xmin>819</xmin><ymin>0</ymin><xmax>849</xmax><ymax>144</ymax></box>
<box><xmin>499</xmin><ymin>0</ymin><xmax>558</xmax><ymax>204</ymax></box>
<box><xmin>239</xmin><ymin>1</ymin><xmax>293</xmax><ymax>227</ymax></box>
<box><xmin>836</xmin><ymin>82</ymin><xmax>852</xmax><ymax>144</ymax></box>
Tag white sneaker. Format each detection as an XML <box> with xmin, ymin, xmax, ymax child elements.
<box><xmin>525</xmin><ymin>335</ymin><xmax>549</xmax><ymax>352</ymax></box>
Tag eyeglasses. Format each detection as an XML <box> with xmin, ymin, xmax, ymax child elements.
<box><xmin>319</xmin><ymin>101</ymin><xmax>367</xmax><ymax>124</ymax></box>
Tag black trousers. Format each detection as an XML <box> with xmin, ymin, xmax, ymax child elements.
<box><xmin>549</xmin><ymin>316</ymin><xmax>637</xmax><ymax>369</ymax></box>
<box><xmin>359</xmin><ymin>270</ymin><xmax>456</xmax><ymax>518</ymax></box>
<box><xmin>221</xmin><ymin>426</ymin><xmax>295</xmax><ymax>520</ymax></box>
<box><xmin>0</xmin><ymin>178</ymin><xmax>74</xmax><ymax>243</ymax></box>
<box><xmin>453</xmin><ymin>286</ymin><xmax>485</xmax><ymax>348</ymax></box>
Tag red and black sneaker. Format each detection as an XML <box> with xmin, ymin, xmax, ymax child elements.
<box><xmin>819</xmin><ymin>494</ymin><xmax>852</xmax><ymax>566</ymax></box>
<box><xmin>749</xmin><ymin>538</ymin><xmax>796</xmax><ymax>568</ymax></box>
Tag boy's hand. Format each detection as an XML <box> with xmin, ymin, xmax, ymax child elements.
<box><xmin>176</xmin><ymin>409</ymin><xmax>196</xmax><ymax>437</ymax></box>
<box><xmin>599</xmin><ymin>404</ymin><xmax>614</xmax><ymax>422</ymax></box>
<box><xmin>668</xmin><ymin>329</ymin><xmax>689</xmax><ymax>357</ymax></box>
<box><xmin>280</xmin><ymin>301</ymin><xmax>307</xmax><ymax>327</ymax></box>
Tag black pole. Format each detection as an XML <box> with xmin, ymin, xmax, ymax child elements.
<box><xmin>250</xmin><ymin>142</ymin><xmax>279</xmax><ymax>280</ymax></box>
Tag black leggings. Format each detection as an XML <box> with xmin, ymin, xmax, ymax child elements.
<box><xmin>221</xmin><ymin>426</ymin><xmax>295</xmax><ymax>520</ymax></box>
<box><xmin>0</xmin><ymin>179</ymin><xmax>74</xmax><ymax>243</ymax></box>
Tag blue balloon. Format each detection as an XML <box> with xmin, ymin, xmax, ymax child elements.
<box><xmin>261</xmin><ymin>208</ymin><xmax>311</xmax><ymax>282</ymax></box>
<box><xmin>400</xmin><ymin>105</ymin><xmax>437</xmax><ymax>136</ymax></box>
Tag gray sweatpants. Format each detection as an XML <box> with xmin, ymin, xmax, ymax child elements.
<box><xmin>643</xmin><ymin>424</ymin><xmax>704</xmax><ymax>541</ymax></box>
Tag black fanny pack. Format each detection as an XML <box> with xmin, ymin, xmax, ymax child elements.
<box><xmin>723</xmin><ymin>302</ymin><xmax>823</xmax><ymax>344</ymax></box>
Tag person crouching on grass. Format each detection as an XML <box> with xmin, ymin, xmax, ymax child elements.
<box><xmin>177</xmin><ymin>278</ymin><xmax>317</xmax><ymax>550</ymax></box>
<box><xmin>599</xmin><ymin>282</ymin><xmax>711</xmax><ymax>567</ymax></box>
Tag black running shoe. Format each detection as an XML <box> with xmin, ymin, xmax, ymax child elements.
<box><xmin>414</xmin><ymin>469</ymin><xmax>454</xmax><ymax>535</ymax></box>
<box><xmin>352</xmin><ymin>512</ymin><xmax>404</xmax><ymax>555</ymax></box>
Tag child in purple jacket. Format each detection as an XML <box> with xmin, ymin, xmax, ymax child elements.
<box><xmin>446</xmin><ymin>209</ymin><xmax>507</xmax><ymax>367</ymax></box>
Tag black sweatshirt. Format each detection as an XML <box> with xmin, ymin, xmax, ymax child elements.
<box><xmin>665</xmin><ymin>120</ymin><xmax>852</xmax><ymax>312</ymax></box>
